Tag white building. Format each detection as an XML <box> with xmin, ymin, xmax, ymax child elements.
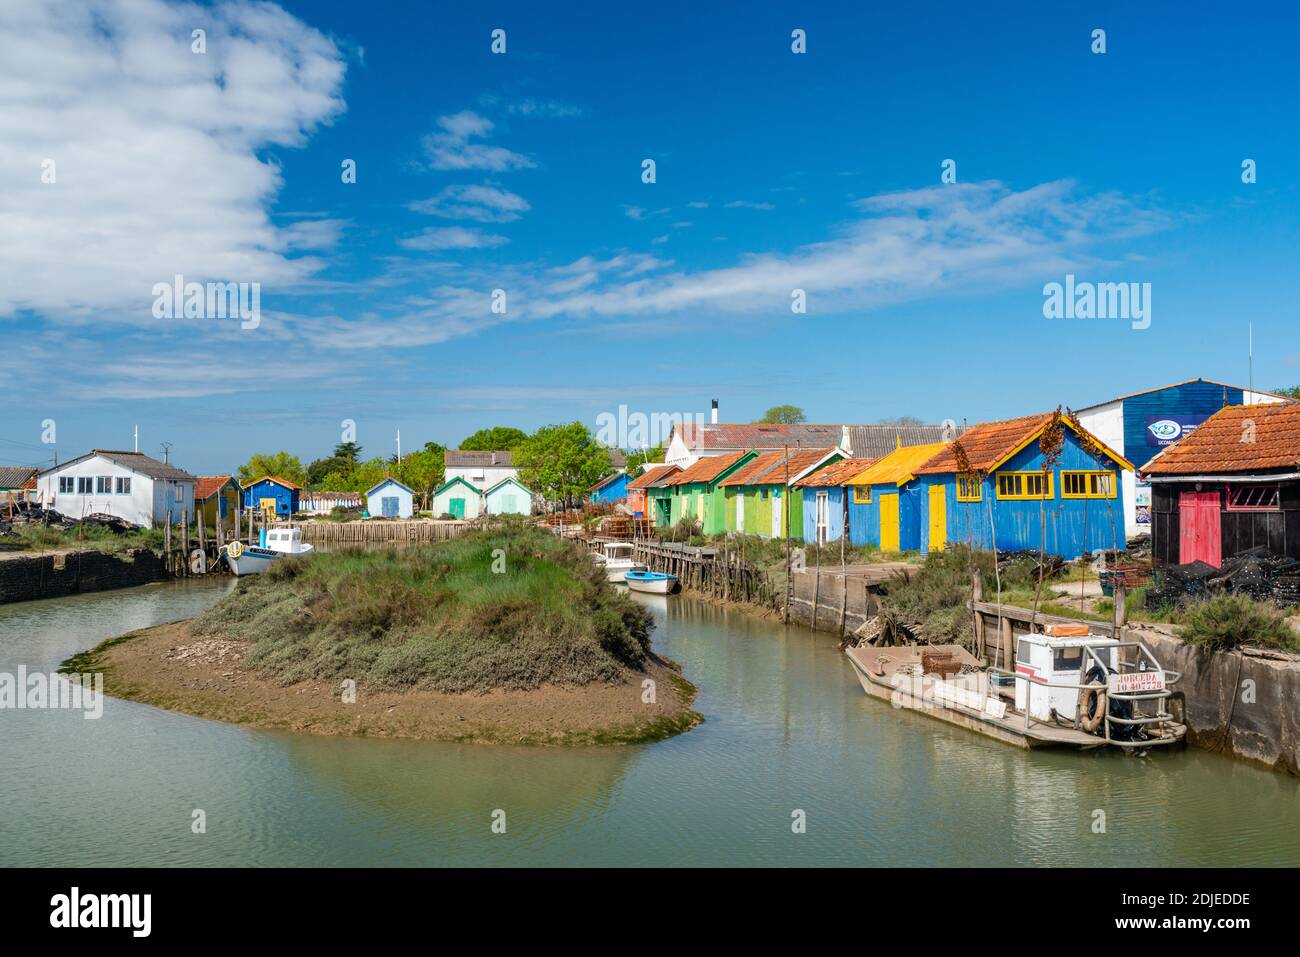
<box><xmin>365</xmin><ymin>478</ymin><xmax>415</xmax><ymax>519</ymax></box>
<box><xmin>300</xmin><ymin>491</ymin><xmax>362</xmax><ymax>514</ymax></box>
<box><xmin>37</xmin><ymin>450</ymin><xmax>196</xmax><ymax>526</ymax></box>
<box><xmin>443</xmin><ymin>450</ymin><xmax>519</xmax><ymax>490</ymax></box>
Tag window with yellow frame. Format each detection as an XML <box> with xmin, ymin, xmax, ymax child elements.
<box><xmin>852</xmin><ymin>485</ymin><xmax>871</xmax><ymax>504</ymax></box>
<box><xmin>956</xmin><ymin>472</ymin><xmax>982</xmax><ymax>502</ymax></box>
<box><xmin>1060</xmin><ymin>470</ymin><xmax>1116</xmax><ymax>499</ymax></box>
<box><xmin>995</xmin><ymin>470</ymin><xmax>1053</xmax><ymax>500</ymax></box>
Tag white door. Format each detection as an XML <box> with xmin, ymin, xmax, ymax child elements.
<box><xmin>816</xmin><ymin>490</ymin><xmax>829</xmax><ymax>544</ymax></box>
<box><xmin>771</xmin><ymin>489</ymin><xmax>782</xmax><ymax>538</ymax></box>
<box><xmin>736</xmin><ymin>493</ymin><xmax>744</xmax><ymax>532</ymax></box>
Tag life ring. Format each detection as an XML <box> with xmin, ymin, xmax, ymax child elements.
<box><xmin>226</xmin><ymin>540</ymin><xmax>243</xmax><ymax>559</ymax></box>
<box><xmin>1079</xmin><ymin>665</ymin><xmax>1108</xmax><ymax>733</ymax></box>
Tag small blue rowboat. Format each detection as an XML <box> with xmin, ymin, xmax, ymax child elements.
<box><xmin>623</xmin><ymin>569</ymin><xmax>678</xmax><ymax>595</ymax></box>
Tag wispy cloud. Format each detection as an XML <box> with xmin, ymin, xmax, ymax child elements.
<box><xmin>410</xmin><ymin>184</ymin><xmax>531</xmax><ymax>223</ymax></box>
<box><xmin>398</xmin><ymin>227</ymin><xmax>509</xmax><ymax>251</ymax></box>
<box><xmin>421</xmin><ymin>110</ymin><xmax>535</xmax><ymax>171</ymax></box>
<box><xmin>724</xmin><ymin>200</ymin><xmax>775</xmax><ymax>210</ymax></box>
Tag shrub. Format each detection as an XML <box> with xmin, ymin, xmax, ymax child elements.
<box><xmin>1176</xmin><ymin>594</ymin><xmax>1298</xmax><ymax>652</ymax></box>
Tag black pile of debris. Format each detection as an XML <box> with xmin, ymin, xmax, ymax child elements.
<box><xmin>0</xmin><ymin>501</ymin><xmax>138</xmax><ymax>536</ymax></box>
<box><xmin>1146</xmin><ymin>547</ymin><xmax>1300</xmax><ymax>610</ymax></box>
<box><xmin>996</xmin><ymin>549</ymin><xmax>1066</xmax><ymax>581</ymax></box>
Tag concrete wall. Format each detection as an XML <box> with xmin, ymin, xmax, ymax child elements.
<box><xmin>0</xmin><ymin>549</ymin><xmax>168</xmax><ymax>605</ymax></box>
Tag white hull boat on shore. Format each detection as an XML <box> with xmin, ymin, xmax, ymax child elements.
<box><xmin>623</xmin><ymin>570</ymin><xmax>678</xmax><ymax>594</ymax></box>
<box><xmin>221</xmin><ymin>527</ymin><xmax>314</xmax><ymax>576</ymax></box>
<box><xmin>591</xmin><ymin>541</ymin><xmax>647</xmax><ymax>583</ymax></box>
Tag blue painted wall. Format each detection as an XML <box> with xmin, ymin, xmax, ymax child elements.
<box><xmin>799</xmin><ymin>486</ymin><xmax>846</xmax><ymax>542</ymax></box>
<box><xmin>1122</xmin><ymin>380</ymin><xmax>1242</xmax><ymax>465</ymax></box>
<box><xmin>241</xmin><ymin>479</ymin><xmax>299</xmax><ymax>517</ymax></box>
<box><xmin>847</xmin><ymin>482</ymin><xmax>926</xmax><ymax>551</ymax></box>
<box><xmin>590</xmin><ymin>472</ymin><xmax>630</xmax><ymax>504</ymax></box>
<box><xmin>918</xmin><ymin>432</ymin><xmax>1128</xmax><ymax>559</ymax></box>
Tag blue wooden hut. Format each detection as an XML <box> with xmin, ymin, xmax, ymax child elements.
<box><xmin>844</xmin><ymin>443</ymin><xmax>949</xmax><ymax>552</ymax></box>
<box><xmin>910</xmin><ymin>412</ymin><xmax>1133</xmax><ymax>559</ymax></box>
<box><xmin>792</xmin><ymin>458</ymin><xmax>874</xmax><ymax>544</ymax></box>
<box><xmin>241</xmin><ymin>476</ymin><xmax>301</xmax><ymax>518</ymax></box>
<box><xmin>588</xmin><ymin>471</ymin><xmax>630</xmax><ymax>505</ymax></box>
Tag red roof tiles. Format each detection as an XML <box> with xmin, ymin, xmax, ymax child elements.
<box><xmin>913</xmin><ymin>414</ymin><xmax>1056</xmax><ymax>474</ymax></box>
<box><xmin>790</xmin><ymin>457</ymin><xmax>875</xmax><ymax>488</ymax></box>
<box><xmin>627</xmin><ymin>464</ymin><xmax>680</xmax><ymax>490</ymax></box>
<box><xmin>665</xmin><ymin>451</ymin><xmax>749</xmax><ymax>486</ymax></box>
<box><xmin>718</xmin><ymin>448</ymin><xmax>835</xmax><ymax>487</ymax></box>
<box><xmin>194</xmin><ymin>475</ymin><xmax>235</xmax><ymax>501</ymax></box>
<box><xmin>1140</xmin><ymin>402</ymin><xmax>1300</xmax><ymax>475</ymax></box>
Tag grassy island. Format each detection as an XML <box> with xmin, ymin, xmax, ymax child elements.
<box><xmin>64</xmin><ymin>524</ymin><xmax>700</xmax><ymax>745</ymax></box>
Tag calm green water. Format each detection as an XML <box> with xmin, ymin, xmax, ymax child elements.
<box><xmin>1</xmin><ymin>580</ymin><xmax>1297</xmax><ymax>867</ymax></box>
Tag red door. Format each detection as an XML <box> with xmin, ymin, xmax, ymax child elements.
<box><xmin>1179</xmin><ymin>491</ymin><xmax>1221</xmax><ymax>566</ymax></box>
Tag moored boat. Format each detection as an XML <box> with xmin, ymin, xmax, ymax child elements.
<box><xmin>593</xmin><ymin>542</ymin><xmax>647</xmax><ymax>583</ymax></box>
<box><xmin>623</xmin><ymin>569</ymin><xmax>678</xmax><ymax>594</ymax></box>
<box><xmin>844</xmin><ymin>624</ymin><xmax>1186</xmax><ymax>752</ymax></box>
<box><xmin>221</xmin><ymin>527</ymin><xmax>315</xmax><ymax>576</ymax></box>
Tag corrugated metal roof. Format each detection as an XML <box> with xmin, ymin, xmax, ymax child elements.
<box><xmin>791</xmin><ymin>457</ymin><xmax>875</xmax><ymax>488</ymax></box>
<box><xmin>194</xmin><ymin>474</ymin><xmax>236</xmax><ymax>501</ymax></box>
<box><xmin>846</xmin><ymin>443</ymin><xmax>950</xmax><ymax>486</ymax></box>
<box><xmin>841</xmin><ymin>424</ymin><xmax>956</xmax><ymax>458</ymax></box>
<box><xmin>672</xmin><ymin>423</ymin><xmax>845</xmax><ymax>450</ymax></box>
<box><xmin>444</xmin><ymin>450</ymin><xmax>515</xmax><ymax>467</ymax></box>
<box><xmin>627</xmin><ymin>464</ymin><xmax>679</xmax><ymax>490</ymax></box>
<box><xmin>1140</xmin><ymin>402</ymin><xmax>1300</xmax><ymax>475</ymax></box>
<box><xmin>718</xmin><ymin>448</ymin><xmax>835</xmax><ymax>487</ymax></box>
<box><xmin>0</xmin><ymin>466</ymin><xmax>38</xmax><ymax>489</ymax></box>
<box><xmin>665</xmin><ymin>451</ymin><xmax>749</xmax><ymax>486</ymax></box>
<box><xmin>38</xmin><ymin>450</ymin><xmax>196</xmax><ymax>482</ymax></box>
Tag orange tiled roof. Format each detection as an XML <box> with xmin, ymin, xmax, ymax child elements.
<box><xmin>1140</xmin><ymin>402</ymin><xmax>1300</xmax><ymax>475</ymax></box>
<box><xmin>247</xmin><ymin>474</ymin><xmax>302</xmax><ymax>491</ymax></box>
<box><xmin>194</xmin><ymin>474</ymin><xmax>235</xmax><ymax>501</ymax></box>
<box><xmin>665</xmin><ymin>451</ymin><xmax>748</xmax><ymax>486</ymax></box>
<box><xmin>718</xmin><ymin>448</ymin><xmax>835</xmax><ymax>487</ymax></box>
<box><xmin>913</xmin><ymin>414</ymin><xmax>1055</xmax><ymax>474</ymax></box>
<box><xmin>627</xmin><ymin>464</ymin><xmax>680</xmax><ymax>490</ymax></box>
<box><xmin>791</xmin><ymin>457</ymin><xmax>875</xmax><ymax>488</ymax></box>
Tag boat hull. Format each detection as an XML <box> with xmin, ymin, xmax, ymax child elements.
<box><xmin>604</xmin><ymin>562</ymin><xmax>647</xmax><ymax>583</ymax></box>
<box><xmin>625</xmin><ymin>574</ymin><xmax>677</xmax><ymax>594</ymax></box>
<box><xmin>224</xmin><ymin>542</ymin><xmax>315</xmax><ymax>577</ymax></box>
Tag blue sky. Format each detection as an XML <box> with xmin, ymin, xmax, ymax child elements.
<box><xmin>2</xmin><ymin>0</ymin><xmax>1298</xmax><ymax>473</ymax></box>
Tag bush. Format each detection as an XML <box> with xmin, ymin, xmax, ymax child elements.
<box><xmin>1176</xmin><ymin>594</ymin><xmax>1298</xmax><ymax>652</ymax></box>
<box><xmin>193</xmin><ymin>525</ymin><xmax>655</xmax><ymax>692</ymax></box>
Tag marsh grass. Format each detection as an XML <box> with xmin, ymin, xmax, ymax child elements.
<box><xmin>194</xmin><ymin>525</ymin><xmax>654</xmax><ymax>692</ymax></box>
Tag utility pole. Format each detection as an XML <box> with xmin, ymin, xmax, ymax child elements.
<box><xmin>783</xmin><ymin>443</ymin><xmax>791</xmax><ymax>624</ymax></box>
<box><xmin>396</xmin><ymin>429</ymin><xmax>402</xmax><ymax>462</ymax></box>
<box><xmin>133</xmin><ymin>424</ymin><xmax>138</xmax><ymax>453</ymax></box>
<box><xmin>160</xmin><ymin>441</ymin><xmax>172</xmax><ymax>464</ymax></box>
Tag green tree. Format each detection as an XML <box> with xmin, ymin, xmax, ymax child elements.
<box><xmin>760</xmin><ymin>405</ymin><xmax>806</xmax><ymax>424</ymax></box>
<box><xmin>459</xmin><ymin>427</ymin><xmax>528</xmax><ymax>451</ymax></box>
<box><xmin>237</xmin><ymin>451</ymin><xmax>307</xmax><ymax>487</ymax></box>
<box><xmin>1272</xmin><ymin>386</ymin><xmax>1300</xmax><ymax>399</ymax></box>
<box><xmin>624</xmin><ymin>445</ymin><xmax>664</xmax><ymax>476</ymax></box>
<box><xmin>394</xmin><ymin>446</ymin><xmax>445</xmax><ymax>509</ymax></box>
<box><xmin>307</xmin><ymin>455</ymin><xmax>349</xmax><ymax>489</ymax></box>
<box><xmin>333</xmin><ymin>441</ymin><xmax>363</xmax><ymax>464</ymax></box>
<box><xmin>514</xmin><ymin>422</ymin><xmax>612</xmax><ymax>507</ymax></box>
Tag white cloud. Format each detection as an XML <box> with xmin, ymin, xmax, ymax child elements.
<box><xmin>724</xmin><ymin>200</ymin><xmax>775</xmax><ymax>210</ymax></box>
<box><xmin>398</xmin><ymin>227</ymin><xmax>509</xmax><ymax>251</ymax></box>
<box><xmin>422</xmin><ymin>110</ymin><xmax>535</xmax><ymax>171</ymax></box>
<box><xmin>505</xmin><ymin>98</ymin><xmax>585</xmax><ymax>118</ymax></box>
<box><xmin>0</xmin><ymin>0</ymin><xmax>347</xmax><ymax>321</ymax></box>
<box><xmin>410</xmin><ymin>184</ymin><xmax>530</xmax><ymax>223</ymax></box>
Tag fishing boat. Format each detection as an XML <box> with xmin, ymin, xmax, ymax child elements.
<box><xmin>844</xmin><ymin>623</ymin><xmax>1186</xmax><ymax>752</ymax></box>
<box><xmin>593</xmin><ymin>542</ymin><xmax>647</xmax><ymax>583</ymax></box>
<box><xmin>221</xmin><ymin>527</ymin><xmax>315</xmax><ymax>576</ymax></box>
<box><xmin>623</xmin><ymin>569</ymin><xmax>678</xmax><ymax>595</ymax></box>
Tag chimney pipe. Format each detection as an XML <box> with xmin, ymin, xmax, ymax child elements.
<box><xmin>711</xmin><ymin>399</ymin><xmax>718</xmax><ymax>425</ymax></box>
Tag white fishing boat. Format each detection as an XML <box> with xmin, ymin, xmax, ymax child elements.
<box><xmin>221</xmin><ymin>527</ymin><xmax>315</xmax><ymax>576</ymax></box>
<box><xmin>623</xmin><ymin>569</ymin><xmax>678</xmax><ymax>594</ymax></box>
<box><xmin>844</xmin><ymin>623</ymin><xmax>1186</xmax><ymax>752</ymax></box>
<box><xmin>595</xmin><ymin>542</ymin><xmax>647</xmax><ymax>583</ymax></box>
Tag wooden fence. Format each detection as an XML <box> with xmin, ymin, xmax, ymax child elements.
<box><xmin>298</xmin><ymin>520</ymin><xmax>470</xmax><ymax>549</ymax></box>
<box><xmin>627</xmin><ymin>540</ymin><xmax>781</xmax><ymax>607</ymax></box>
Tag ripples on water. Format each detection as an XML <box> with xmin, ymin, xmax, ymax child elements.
<box><xmin>0</xmin><ymin>580</ymin><xmax>1296</xmax><ymax>866</ymax></box>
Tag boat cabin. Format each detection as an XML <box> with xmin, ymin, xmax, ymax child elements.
<box><xmin>1014</xmin><ymin>631</ymin><xmax>1120</xmax><ymax>722</ymax></box>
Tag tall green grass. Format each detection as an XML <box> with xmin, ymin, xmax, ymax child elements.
<box><xmin>193</xmin><ymin>525</ymin><xmax>654</xmax><ymax>692</ymax></box>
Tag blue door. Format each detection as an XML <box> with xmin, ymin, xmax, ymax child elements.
<box><xmin>382</xmin><ymin>496</ymin><xmax>399</xmax><ymax>517</ymax></box>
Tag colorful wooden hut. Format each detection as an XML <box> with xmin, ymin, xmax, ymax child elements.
<box><xmin>195</xmin><ymin>475</ymin><xmax>241</xmax><ymax>526</ymax></box>
<box><xmin>910</xmin><ymin>412</ymin><xmax>1132</xmax><ymax>558</ymax></box>
<box><xmin>431</xmin><ymin>476</ymin><xmax>483</xmax><ymax>520</ymax></box>
<box><xmin>719</xmin><ymin>447</ymin><xmax>843</xmax><ymax>539</ymax></box>
<box><xmin>792</xmin><ymin>457</ymin><xmax>875</xmax><ymax>544</ymax></box>
<box><xmin>588</xmin><ymin>471</ymin><xmax>630</xmax><ymax>505</ymax></box>
<box><xmin>655</xmin><ymin>451</ymin><xmax>756</xmax><ymax>534</ymax></box>
<box><xmin>1140</xmin><ymin>401</ymin><xmax>1300</xmax><ymax>567</ymax></box>
<box><xmin>626</xmin><ymin>464</ymin><xmax>680</xmax><ymax>520</ymax></box>
<box><xmin>241</xmin><ymin>476</ymin><xmax>301</xmax><ymax>519</ymax></box>
<box><xmin>844</xmin><ymin>443</ymin><xmax>948</xmax><ymax>552</ymax></box>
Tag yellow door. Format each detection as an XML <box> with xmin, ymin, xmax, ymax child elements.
<box><xmin>880</xmin><ymin>493</ymin><xmax>900</xmax><ymax>551</ymax></box>
<box><xmin>928</xmin><ymin>484</ymin><xmax>947</xmax><ymax>551</ymax></box>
